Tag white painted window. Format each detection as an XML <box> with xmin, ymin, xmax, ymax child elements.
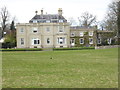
<box><xmin>107</xmin><ymin>38</ymin><xmax>111</xmax><ymax>44</ymax></box>
<box><xmin>57</xmin><ymin>37</ymin><xmax>65</xmax><ymax>44</ymax></box>
<box><xmin>71</xmin><ymin>39</ymin><xmax>75</xmax><ymax>46</ymax></box>
<box><xmin>89</xmin><ymin>31</ymin><xmax>93</xmax><ymax>36</ymax></box>
<box><xmin>58</xmin><ymin>26</ymin><xmax>64</xmax><ymax>32</ymax></box>
<box><xmin>71</xmin><ymin>33</ymin><xmax>75</xmax><ymax>37</ymax></box>
<box><xmin>89</xmin><ymin>38</ymin><xmax>93</xmax><ymax>44</ymax></box>
<box><xmin>98</xmin><ymin>38</ymin><xmax>101</xmax><ymax>44</ymax></box>
<box><xmin>47</xmin><ymin>38</ymin><xmax>50</xmax><ymax>44</ymax></box>
<box><xmin>33</xmin><ymin>27</ymin><xmax>38</xmax><ymax>33</ymax></box>
<box><xmin>4</xmin><ymin>32</ymin><xmax>6</xmax><ymax>34</ymax></box>
<box><xmin>59</xmin><ymin>20</ymin><xmax>63</xmax><ymax>23</ymax></box>
<box><xmin>32</xmin><ymin>38</ymin><xmax>40</xmax><ymax>45</ymax></box>
<box><xmin>80</xmin><ymin>32</ymin><xmax>84</xmax><ymax>37</ymax></box>
<box><xmin>46</xmin><ymin>27</ymin><xmax>50</xmax><ymax>32</ymax></box>
<box><xmin>80</xmin><ymin>38</ymin><xmax>84</xmax><ymax>44</ymax></box>
<box><xmin>20</xmin><ymin>38</ymin><xmax>24</xmax><ymax>45</ymax></box>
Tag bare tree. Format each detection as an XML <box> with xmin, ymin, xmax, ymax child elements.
<box><xmin>117</xmin><ymin>1</ymin><xmax>120</xmax><ymax>38</ymax></box>
<box><xmin>78</xmin><ymin>12</ymin><xmax>97</xmax><ymax>27</ymax></box>
<box><xmin>0</xmin><ymin>6</ymin><xmax>10</xmax><ymax>37</ymax></box>
<box><xmin>68</xmin><ymin>17</ymin><xmax>77</xmax><ymax>26</ymax></box>
<box><xmin>101</xmin><ymin>1</ymin><xmax>118</xmax><ymax>33</ymax></box>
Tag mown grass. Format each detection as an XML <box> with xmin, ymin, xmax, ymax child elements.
<box><xmin>2</xmin><ymin>48</ymin><xmax>118</xmax><ymax>88</ymax></box>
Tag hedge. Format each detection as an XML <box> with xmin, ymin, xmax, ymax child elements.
<box><xmin>53</xmin><ymin>47</ymin><xmax>95</xmax><ymax>51</ymax></box>
<box><xmin>0</xmin><ymin>47</ymin><xmax>95</xmax><ymax>51</ymax></box>
<box><xmin>1</xmin><ymin>48</ymin><xmax>42</xmax><ymax>51</ymax></box>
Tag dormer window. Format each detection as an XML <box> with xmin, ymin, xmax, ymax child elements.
<box><xmin>59</xmin><ymin>20</ymin><xmax>63</xmax><ymax>23</ymax></box>
<box><xmin>46</xmin><ymin>20</ymin><xmax>50</xmax><ymax>23</ymax></box>
<box><xmin>33</xmin><ymin>20</ymin><xmax>37</xmax><ymax>23</ymax></box>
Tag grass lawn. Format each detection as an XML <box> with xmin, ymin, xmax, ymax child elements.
<box><xmin>2</xmin><ymin>48</ymin><xmax>118</xmax><ymax>88</ymax></box>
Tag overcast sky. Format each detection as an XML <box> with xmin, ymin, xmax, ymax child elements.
<box><xmin>0</xmin><ymin>0</ymin><xmax>112</xmax><ymax>25</ymax></box>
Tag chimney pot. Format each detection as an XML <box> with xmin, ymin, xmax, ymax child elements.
<box><xmin>58</xmin><ymin>8</ymin><xmax>62</xmax><ymax>15</ymax></box>
<box><xmin>41</xmin><ymin>9</ymin><xmax>43</xmax><ymax>15</ymax></box>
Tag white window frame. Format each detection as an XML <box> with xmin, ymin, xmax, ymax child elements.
<box><xmin>71</xmin><ymin>33</ymin><xmax>75</xmax><ymax>37</ymax></box>
<box><xmin>57</xmin><ymin>37</ymin><xmax>66</xmax><ymax>44</ymax></box>
<box><xmin>80</xmin><ymin>38</ymin><xmax>84</xmax><ymax>44</ymax></box>
<box><xmin>32</xmin><ymin>38</ymin><xmax>40</xmax><ymax>45</ymax></box>
<box><xmin>98</xmin><ymin>38</ymin><xmax>101</xmax><ymax>44</ymax></box>
<box><xmin>80</xmin><ymin>32</ymin><xmax>84</xmax><ymax>37</ymax></box>
<box><xmin>71</xmin><ymin>39</ymin><xmax>75</xmax><ymax>43</ymax></box>
<box><xmin>20</xmin><ymin>38</ymin><xmax>24</xmax><ymax>45</ymax></box>
<box><xmin>107</xmin><ymin>38</ymin><xmax>111</xmax><ymax>44</ymax></box>
<box><xmin>58</xmin><ymin>26</ymin><xmax>64</xmax><ymax>33</ymax></box>
<box><xmin>71</xmin><ymin>39</ymin><xmax>75</xmax><ymax>46</ymax></box>
<box><xmin>47</xmin><ymin>38</ymin><xmax>50</xmax><ymax>44</ymax></box>
<box><xmin>89</xmin><ymin>38</ymin><xmax>93</xmax><ymax>44</ymax></box>
<box><xmin>89</xmin><ymin>31</ymin><xmax>93</xmax><ymax>36</ymax></box>
<box><xmin>32</xmin><ymin>27</ymin><xmax>38</xmax><ymax>33</ymax></box>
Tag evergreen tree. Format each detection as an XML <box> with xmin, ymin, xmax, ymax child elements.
<box><xmin>10</xmin><ymin>20</ymin><xmax>16</xmax><ymax>30</ymax></box>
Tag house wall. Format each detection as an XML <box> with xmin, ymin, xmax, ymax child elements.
<box><xmin>16</xmin><ymin>23</ymin><xmax>70</xmax><ymax>48</ymax></box>
<box><xmin>70</xmin><ymin>28</ymin><xmax>97</xmax><ymax>47</ymax></box>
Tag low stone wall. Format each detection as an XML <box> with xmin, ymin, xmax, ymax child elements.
<box><xmin>95</xmin><ymin>45</ymin><xmax>119</xmax><ymax>49</ymax></box>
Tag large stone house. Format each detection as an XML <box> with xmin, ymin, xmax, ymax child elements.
<box><xmin>16</xmin><ymin>9</ymin><xmax>70</xmax><ymax>48</ymax></box>
<box><xmin>16</xmin><ymin>9</ymin><xmax>115</xmax><ymax>48</ymax></box>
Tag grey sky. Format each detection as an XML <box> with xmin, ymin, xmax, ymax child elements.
<box><xmin>0</xmin><ymin>0</ymin><xmax>112</xmax><ymax>24</ymax></box>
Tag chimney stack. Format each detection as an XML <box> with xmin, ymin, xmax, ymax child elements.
<box><xmin>58</xmin><ymin>8</ymin><xmax>62</xmax><ymax>16</ymax></box>
<box><xmin>35</xmin><ymin>11</ymin><xmax>38</xmax><ymax>15</ymax></box>
<box><xmin>41</xmin><ymin>9</ymin><xmax>43</xmax><ymax>15</ymax></box>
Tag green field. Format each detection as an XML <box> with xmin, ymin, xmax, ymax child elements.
<box><xmin>2</xmin><ymin>48</ymin><xmax>118</xmax><ymax>88</ymax></box>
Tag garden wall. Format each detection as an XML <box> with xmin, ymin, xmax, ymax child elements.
<box><xmin>95</xmin><ymin>45</ymin><xmax>119</xmax><ymax>49</ymax></box>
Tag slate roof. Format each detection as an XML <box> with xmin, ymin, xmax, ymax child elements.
<box><xmin>29</xmin><ymin>14</ymin><xmax>67</xmax><ymax>23</ymax></box>
<box><xmin>70</xmin><ymin>26</ymin><xmax>95</xmax><ymax>29</ymax></box>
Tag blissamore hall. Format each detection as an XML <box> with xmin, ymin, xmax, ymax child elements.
<box><xmin>16</xmin><ymin>9</ymin><xmax>115</xmax><ymax>48</ymax></box>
